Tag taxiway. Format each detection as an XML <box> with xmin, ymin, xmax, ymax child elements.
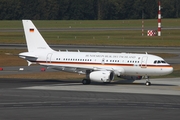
<box><xmin>0</xmin><ymin>45</ymin><xmax>180</xmax><ymax>119</ymax></box>
<box><xmin>0</xmin><ymin>77</ymin><xmax>180</xmax><ymax>120</ymax></box>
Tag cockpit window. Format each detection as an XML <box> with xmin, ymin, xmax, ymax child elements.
<box><xmin>154</xmin><ymin>60</ymin><xmax>167</xmax><ymax>64</ymax></box>
<box><xmin>161</xmin><ymin>61</ymin><xmax>166</xmax><ymax>63</ymax></box>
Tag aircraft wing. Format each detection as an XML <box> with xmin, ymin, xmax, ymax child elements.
<box><xmin>47</xmin><ymin>65</ymin><xmax>124</xmax><ymax>76</ymax></box>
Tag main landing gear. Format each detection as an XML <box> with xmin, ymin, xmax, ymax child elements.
<box><xmin>82</xmin><ymin>70</ymin><xmax>92</xmax><ymax>85</ymax></box>
<box><xmin>82</xmin><ymin>79</ymin><xmax>91</xmax><ymax>85</ymax></box>
<box><xmin>145</xmin><ymin>76</ymin><xmax>151</xmax><ymax>86</ymax></box>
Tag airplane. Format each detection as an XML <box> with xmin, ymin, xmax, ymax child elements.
<box><xmin>19</xmin><ymin>20</ymin><xmax>173</xmax><ymax>86</ymax></box>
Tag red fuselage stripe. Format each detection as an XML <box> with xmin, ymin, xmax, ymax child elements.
<box><xmin>33</xmin><ymin>61</ymin><xmax>172</xmax><ymax>68</ymax></box>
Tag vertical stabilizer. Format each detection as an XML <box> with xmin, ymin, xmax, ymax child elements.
<box><xmin>22</xmin><ymin>20</ymin><xmax>53</xmax><ymax>52</ymax></box>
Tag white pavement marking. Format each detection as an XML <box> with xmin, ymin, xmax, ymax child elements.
<box><xmin>18</xmin><ymin>78</ymin><xmax>180</xmax><ymax>96</ymax></box>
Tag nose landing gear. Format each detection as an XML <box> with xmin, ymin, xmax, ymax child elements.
<box><xmin>145</xmin><ymin>76</ymin><xmax>151</xmax><ymax>86</ymax></box>
<box><xmin>145</xmin><ymin>81</ymin><xmax>151</xmax><ymax>86</ymax></box>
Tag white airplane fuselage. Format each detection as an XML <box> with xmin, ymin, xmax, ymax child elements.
<box><xmin>20</xmin><ymin>50</ymin><xmax>173</xmax><ymax>76</ymax></box>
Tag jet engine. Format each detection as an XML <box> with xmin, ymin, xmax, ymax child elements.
<box><xmin>89</xmin><ymin>71</ymin><xmax>114</xmax><ymax>82</ymax></box>
<box><xmin>118</xmin><ymin>75</ymin><xmax>142</xmax><ymax>80</ymax></box>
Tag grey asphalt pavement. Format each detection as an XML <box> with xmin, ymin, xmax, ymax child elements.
<box><xmin>0</xmin><ymin>77</ymin><xmax>180</xmax><ymax>120</ymax></box>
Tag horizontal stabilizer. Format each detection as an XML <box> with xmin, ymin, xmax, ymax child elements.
<box><xmin>19</xmin><ymin>52</ymin><xmax>38</xmax><ymax>59</ymax></box>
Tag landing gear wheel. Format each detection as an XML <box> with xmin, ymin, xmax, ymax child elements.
<box><xmin>145</xmin><ymin>76</ymin><xmax>151</xmax><ymax>86</ymax></box>
<box><xmin>145</xmin><ymin>82</ymin><xmax>151</xmax><ymax>86</ymax></box>
<box><xmin>82</xmin><ymin>79</ymin><xmax>91</xmax><ymax>85</ymax></box>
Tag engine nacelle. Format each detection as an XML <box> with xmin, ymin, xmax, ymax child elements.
<box><xmin>89</xmin><ymin>71</ymin><xmax>114</xmax><ymax>82</ymax></box>
<box><xmin>118</xmin><ymin>75</ymin><xmax>142</xmax><ymax>80</ymax></box>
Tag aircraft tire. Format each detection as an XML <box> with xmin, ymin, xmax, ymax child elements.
<box><xmin>145</xmin><ymin>82</ymin><xmax>151</xmax><ymax>86</ymax></box>
<box><xmin>82</xmin><ymin>79</ymin><xmax>91</xmax><ymax>85</ymax></box>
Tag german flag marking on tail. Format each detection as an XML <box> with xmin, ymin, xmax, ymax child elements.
<box><xmin>29</xmin><ymin>28</ymin><xmax>34</xmax><ymax>32</ymax></box>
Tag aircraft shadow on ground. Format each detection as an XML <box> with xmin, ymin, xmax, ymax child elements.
<box><xmin>0</xmin><ymin>78</ymin><xmax>177</xmax><ymax>87</ymax></box>
<box><xmin>34</xmin><ymin>79</ymin><xmax>178</xmax><ymax>87</ymax></box>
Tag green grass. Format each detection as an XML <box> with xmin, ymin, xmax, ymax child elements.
<box><xmin>1</xmin><ymin>29</ymin><xmax>180</xmax><ymax>46</ymax></box>
<box><xmin>0</xmin><ymin>19</ymin><xmax>180</xmax><ymax>28</ymax></box>
<box><xmin>0</xmin><ymin>19</ymin><xmax>180</xmax><ymax>46</ymax></box>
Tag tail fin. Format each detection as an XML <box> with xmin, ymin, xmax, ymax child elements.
<box><xmin>22</xmin><ymin>20</ymin><xmax>53</xmax><ymax>52</ymax></box>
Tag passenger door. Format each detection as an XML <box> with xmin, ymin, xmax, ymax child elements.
<box><xmin>46</xmin><ymin>53</ymin><xmax>52</xmax><ymax>63</ymax></box>
<box><xmin>141</xmin><ymin>56</ymin><xmax>148</xmax><ymax>68</ymax></box>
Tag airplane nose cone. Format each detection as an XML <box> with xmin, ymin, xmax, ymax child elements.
<box><xmin>166</xmin><ymin>66</ymin><xmax>173</xmax><ymax>74</ymax></box>
<box><xmin>169</xmin><ymin>66</ymin><xmax>173</xmax><ymax>74</ymax></box>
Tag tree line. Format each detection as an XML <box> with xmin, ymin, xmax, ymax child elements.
<box><xmin>0</xmin><ymin>0</ymin><xmax>179</xmax><ymax>20</ymax></box>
